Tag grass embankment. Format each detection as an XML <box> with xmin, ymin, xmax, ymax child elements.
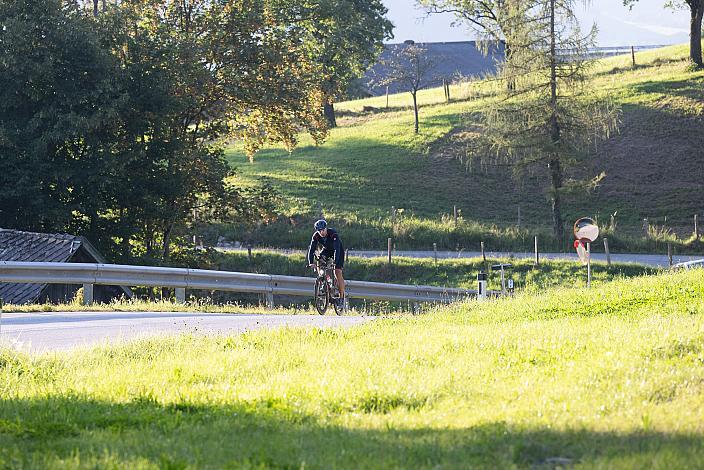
<box><xmin>223</xmin><ymin>44</ymin><xmax>704</xmax><ymax>253</ymax></box>
<box><xmin>2</xmin><ymin>270</ymin><xmax>703</xmax><ymax>467</ymax></box>
<box><xmin>1</xmin><ymin>254</ymin><xmax>655</xmax><ymax>312</ymax></box>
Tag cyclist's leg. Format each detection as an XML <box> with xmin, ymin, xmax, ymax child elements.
<box><xmin>335</xmin><ymin>268</ymin><xmax>345</xmax><ymax>299</ymax></box>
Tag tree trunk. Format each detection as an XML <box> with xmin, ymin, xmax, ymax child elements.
<box><xmin>547</xmin><ymin>0</ymin><xmax>564</xmax><ymax>243</ymax></box>
<box><xmin>93</xmin><ymin>0</ymin><xmax>99</xmax><ymax>17</ymax></box>
<box><xmin>505</xmin><ymin>42</ymin><xmax>515</xmax><ymax>91</ymax></box>
<box><xmin>689</xmin><ymin>1</ymin><xmax>704</xmax><ymax>67</ymax></box>
<box><xmin>549</xmin><ymin>158</ymin><xmax>565</xmax><ymax>243</ymax></box>
<box><xmin>162</xmin><ymin>223</ymin><xmax>174</xmax><ymax>260</ymax></box>
<box><xmin>323</xmin><ymin>101</ymin><xmax>337</xmax><ymax>128</ymax></box>
<box><xmin>412</xmin><ymin>91</ymin><xmax>419</xmax><ymax>134</ymax></box>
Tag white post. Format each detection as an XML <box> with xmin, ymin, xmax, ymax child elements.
<box><xmin>534</xmin><ymin>236</ymin><xmax>539</xmax><ymax>266</ymax></box>
<box><xmin>175</xmin><ymin>288</ymin><xmax>186</xmax><ymax>304</ymax></box>
<box><xmin>586</xmin><ymin>242</ymin><xmax>591</xmax><ymax>288</ymax></box>
<box><xmin>477</xmin><ymin>271</ymin><xmax>488</xmax><ymax>300</ymax></box>
<box><xmin>83</xmin><ymin>283</ymin><xmax>94</xmax><ymax>306</ymax></box>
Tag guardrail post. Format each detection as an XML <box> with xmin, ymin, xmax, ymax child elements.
<box><xmin>265</xmin><ymin>277</ymin><xmax>274</xmax><ymax>309</ymax></box>
<box><xmin>175</xmin><ymin>288</ymin><xmax>186</xmax><ymax>304</ymax></box>
<box><xmin>477</xmin><ymin>272</ymin><xmax>487</xmax><ymax>300</ymax></box>
<box><xmin>83</xmin><ymin>283</ymin><xmax>94</xmax><ymax>306</ymax></box>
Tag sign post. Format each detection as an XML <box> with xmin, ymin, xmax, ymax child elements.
<box><xmin>573</xmin><ymin>217</ymin><xmax>599</xmax><ymax>288</ymax></box>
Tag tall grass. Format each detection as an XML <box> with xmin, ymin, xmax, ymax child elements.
<box><xmin>2</xmin><ymin>270</ymin><xmax>703</xmax><ymax>467</ymax></box>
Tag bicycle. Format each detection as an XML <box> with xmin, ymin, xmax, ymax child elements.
<box><xmin>312</xmin><ymin>255</ymin><xmax>344</xmax><ymax>315</ymax></box>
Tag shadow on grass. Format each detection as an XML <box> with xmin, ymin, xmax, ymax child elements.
<box><xmin>1</xmin><ymin>395</ymin><xmax>702</xmax><ymax>468</ymax></box>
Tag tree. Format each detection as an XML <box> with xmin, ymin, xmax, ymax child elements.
<box><xmin>624</xmin><ymin>0</ymin><xmax>704</xmax><ymax>67</ymax></box>
<box><xmin>89</xmin><ymin>0</ymin><xmax>326</xmax><ymax>260</ymax></box>
<box><xmin>469</xmin><ymin>0</ymin><xmax>619</xmax><ymax>242</ymax></box>
<box><xmin>300</xmin><ymin>0</ymin><xmax>393</xmax><ymax>128</ymax></box>
<box><xmin>418</xmin><ymin>0</ymin><xmax>534</xmax><ymax>83</ymax></box>
<box><xmin>379</xmin><ymin>43</ymin><xmax>438</xmax><ymax>134</ymax></box>
<box><xmin>1</xmin><ymin>0</ymin><xmax>337</xmax><ymax>262</ymax></box>
<box><xmin>0</xmin><ymin>0</ymin><xmax>123</xmax><ymax>238</ymax></box>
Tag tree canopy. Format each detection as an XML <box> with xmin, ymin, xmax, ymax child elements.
<box><xmin>0</xmin><ymin>0</ymin><xmax>393</xmax><ymax>262</ymax></box>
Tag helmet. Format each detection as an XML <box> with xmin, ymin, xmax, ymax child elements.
<box><xmin>314</xmin><ymin>219</ymin><xmax>327</xmax><ymax>231</ymax></box>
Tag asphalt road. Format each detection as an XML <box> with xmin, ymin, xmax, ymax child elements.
<box><xmin>0</xmin><ymin>311</ymin><xmax>371</xmax><ymax>354</ymax></box>
<box><xmin>221</xmin><ymin>247</ymin><xmax>702</xmax><ymax>268</ymax></box>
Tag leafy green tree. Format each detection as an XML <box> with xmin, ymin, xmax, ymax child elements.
<box><xmin>624</xmin><ymin>0</ymin><xmax>704</xmax><ymax>67</ymax></box>
<box><xmin>300</xmin><ymin>0</ymin><xmax>393</xmax><ymax>127</ymax></box>
<box><xmin>469</xmin><ymin>0</ymin><xmax>619</xmax><ymax>242</ymax></box>
<box><xmin>1</xmin><ymin>0</ymin><xmax>338</xmax><ymax>262</ymax></box>
<box><xmin>0</xmin><ymin>0</ymin><xmax>122</xmax><ymax>239</ymax></box>
<box><xmin>89</xmin><ymin>0</ymin><xmax>315</xmax><ymax>260</ymax></box>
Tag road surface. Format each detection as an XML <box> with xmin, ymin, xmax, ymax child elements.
<box><xmin>0</xmin><ymin>311</ymin><xmax>371</xmax><ymax>354</ymax></box>
<box><xmin>221</xmin><ymin>247</ymin><xmax>702</xmax><ymax>268</ymax></box>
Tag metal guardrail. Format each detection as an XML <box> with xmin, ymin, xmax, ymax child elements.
<box><xmin>0</xmin><ymin>261</ymin><xmax>484</xmax><ymax>307</ymax></box>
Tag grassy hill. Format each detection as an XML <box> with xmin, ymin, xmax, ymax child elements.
<box><xmin>2</xmin><ymin>269</ymin><xmax>703</xmax><ymax>467</ymax></box>
<box><xmin>223</xmin><ymin>44</ymin><xmax>704</xmax><ymax>253</ymax></box>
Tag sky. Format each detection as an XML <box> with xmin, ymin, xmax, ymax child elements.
<box><xmin>383</xmin><ymin>0</ymin><xmax>691</xmax><ymax>46</ymax></box>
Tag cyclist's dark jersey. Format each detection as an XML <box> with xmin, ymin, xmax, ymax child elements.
<box><xmin>307</xmin><ymin>228</ymin><xmax>344</xmax><ymax>268</ymax></box>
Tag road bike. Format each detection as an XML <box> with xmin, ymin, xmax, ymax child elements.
<box><xmin>312</xmin><ymin>255</ymin><xmax>344</xmax><ymax>315</ymax></box>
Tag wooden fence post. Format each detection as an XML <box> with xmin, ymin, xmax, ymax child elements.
<box><xmin>433</xmin><ymin>243</ymin><xmax>438</xmax><ymax>264</ymax></box>
<box><xmin>603</xmin><ymin>237</ymin><xmax>611</xmax><ymax>266</ymax></box>
<box><xmin>631</xmin><ymin>46</ymin><xmax>636</xmax><ymax>67</ymax></box>
<box><xmin>517</xmin><ymin>206</ymin><xmax>521</xmax><ymax>228</ymax></box>
<box><xmin>388</xmin><ymin>238</ymin><xmax>392</xmax><ymax>265</ymax></box>
<box><xmin>453</xmin><ymin>206</ymin><xmax>458</xmax><ymax>226</ymax></box>
<box><xmin>695</xmin><ymin>214</ymin><xmax>699</xmax><ymax>239</ymax></box>
<box><xmin>481</xmin><ymin>241</ymin><xmax>486</xmax><ymax>262</ymax></box>
<box><xmin>667</xmin><ymin>243</ymin><xmax>673</xmax><ymax>267</ymax></box>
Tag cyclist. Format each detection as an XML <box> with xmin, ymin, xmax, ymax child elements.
<box><xmin>307</xmin><ymin>219</ymin><xmax>345</xmax><ymax>306</ymax></box>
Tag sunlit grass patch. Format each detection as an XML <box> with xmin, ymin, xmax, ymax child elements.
<box><xmin>1</xmin><ymin>270</ymin><xmax>703</xmax><ymax>467</ymax></box>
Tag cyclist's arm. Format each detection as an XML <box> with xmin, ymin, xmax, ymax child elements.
<box><xmin>307</xmin><ymin>234</ymin><xmax>318</xmax><ymax>265</ymax></box>
<box><xmin>333</xmin><ymin>235</ymin><xmax>343</xmax><ymax>266</ymax></box>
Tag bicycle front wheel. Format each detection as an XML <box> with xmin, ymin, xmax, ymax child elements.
<box><xmin>314</xmin><ymin>278</ymin><xmax>328</xmax><ymax>315</ymax></box>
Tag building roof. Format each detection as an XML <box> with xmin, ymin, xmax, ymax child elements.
<box><xmin>363</xmin><ymin>40</ymin><xmax>505</xmax><ymax>96</ymax></box>
<box><xmin>0</xmin><ymin>229</ymin><xmax>110</xmax><ymax>304</ymax></box>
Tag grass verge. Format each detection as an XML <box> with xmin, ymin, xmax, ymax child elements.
<box><xmin>1</xmin><ymin>269</ymin><xmax>703</xmax><ymax>467</ymax></box>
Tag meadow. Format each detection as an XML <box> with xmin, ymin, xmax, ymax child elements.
<box><xmin>1</xmin><ymin>269</ymin><xmax>703</xmax><ymax>468</ymax></box>
<box><xmin>222</xmin><ymin>44</ymin><xmax>704</xmax><ymax>253</ymax></box>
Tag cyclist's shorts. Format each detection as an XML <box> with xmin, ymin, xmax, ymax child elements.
<box><xmin>336</xmin><ymin>248</ymin><xmax>345</xmax><ymax>270</ymax></box>
<box><xmin>321</xmin><ymin>248</ymin><xmax>344</xmax><ymax>270</ymax></box>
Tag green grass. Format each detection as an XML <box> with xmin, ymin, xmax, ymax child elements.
<box><xmin>223</xmin><ymin>43</ymin><xmax>704</xmax><ymax>253</ymax></box>
<box><xmin>2</xmin><ymin>270</ymin><xmax>703</xmax><ymax>467</ymax></box>
<box><xmin>215</xmin><ymin>250</ymin><xmax>655</xmax><ymax>291</ymax></box>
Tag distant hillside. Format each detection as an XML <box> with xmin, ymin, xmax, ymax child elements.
<box><xmin>225</xmin><ymin>44</ymin><xmax>704</xmax><ymax>253</ymax></box>
<box><xmin>362</xmin><ymin>41</ymin><xmax>504</xmax><ymax>95</ymax></box>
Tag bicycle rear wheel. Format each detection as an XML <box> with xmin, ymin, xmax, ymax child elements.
<box><xmin>314</xmin><ymin>278</ymin><xmax>328</xmax><ymax>315</ymax></box>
